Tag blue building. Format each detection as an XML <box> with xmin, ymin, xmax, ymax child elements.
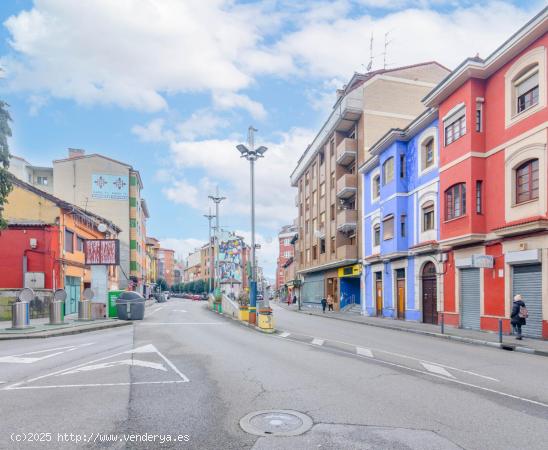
<box><xmin>359</xmin><ymin>108</ymin><xmax>443</xmax><ymax>323</ymax></box>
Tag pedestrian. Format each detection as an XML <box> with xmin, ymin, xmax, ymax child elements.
<box><xmin>327</xmin><ymin>294</ymin><xmax>334</xmax><ymax>312</ymax></box>
<box><xmin>511</xmin><ymin>294</ymin><xmax>528</xmax><ymax>340</ymax></box>
<box><xmin>292</xmin><ymin>294</ymin><xmax>297</xmax><ymax>304</ymax></box>
<box><xmin>321</xmin><ymin>297</ymin><xmax>327</xmax><ymax>313</ymax></box>
<box><xmin>287</xmin><ymin>294</ymin><xmax>291</xmax><ymax>306</ymax></box>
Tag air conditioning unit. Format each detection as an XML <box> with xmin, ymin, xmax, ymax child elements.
<box><xmin>24</xmin><ymin>272</ymin><xmax>45</xmax><ymax>289</ymax></box>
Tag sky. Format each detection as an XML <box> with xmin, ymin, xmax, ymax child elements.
<box><xmin>0</xmin><ymin>0</ymin><xmax>543</xmax><ymax>278</ymax></box>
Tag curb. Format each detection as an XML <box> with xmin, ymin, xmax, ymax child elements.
<box><xmin>208</xmin><ymin>307</ymin><xmax>276</xmax><ymax>334</ymax></box>
<box><xmin>287</xmin><ymin>308</ymin><xmax>548</xmax><ymax>358</ymax></box>
<box><xmin>0</xmin><ymin>320</ymin><xmax>132</xmax><ymax>340</ymax></box>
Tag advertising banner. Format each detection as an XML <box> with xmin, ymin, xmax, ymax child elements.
<box><xmin>91</xmin><ymin>174</ymin><xmax>129</xmax><ymax>200</ymax></box>
<box><xmin>84</xmin><ymin>239</ymin><xmax>120</xmax><ymax>265</ymax></box>
<box><xmin>218</xmin><ymin>236</ymin><xmax>244</xmax><ymax>284</ymax></box>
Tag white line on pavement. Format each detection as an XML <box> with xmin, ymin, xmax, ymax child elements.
<box><xmin>356</xmin><ymin>347</ymin><xmax>374</xmax><ymax>358</ymax></box>
<box><xmin>0</xmin><ymin>343</ymin><xmax>95</xmax><ymax>364</ymax></box>
<box><xmin>269</xmin><ymin>334</ymin><xmax>548</xmax><ymax>410</ymax></box>
<box><xmin>279</xmin><ymin>332</ymin><xmax>291</xmax><ymax>338</ymax></box>
<box><xmin>311</xmin><ymin>338</ymin><xmax>324</xmax><ymax>346</ymax></box>
<box><xmin>172</xmin><ymin>309</ymin><xmax>187</xmax><ymax>312</ymax></box>
<box><xmin>137</xmin><ymin>322</ymin><xmax>225</xmax><ymax>325</ymax></box>
<box><xmin>421</xmin><ymin>362</ymin><xmax>455</xmax><ymax>378</ymax></box>
<box><xmin>4</xmin><ymin>380</ymin><xmax>187</xmax><ymax>391</ymax></box>
<box><xmin>147</xmin><ymin>307</ymin><xmax>164</xmax><ymax>316</ymax></box>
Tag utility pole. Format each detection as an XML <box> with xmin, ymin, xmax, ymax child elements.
<box><xmin>203</xmin><ymin>208</ymin><xmax>216</xmax><ymax>294</ymax></box>
<box><xmin>208</xmin><ymin>187</ymin><xmax>226</xmax><ymax>295</ymax></box>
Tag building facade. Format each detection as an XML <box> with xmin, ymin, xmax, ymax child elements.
<box><xmin>9</xmin><ymin>155</ymin><xmax>54</xmax><ymax>194</ymax></box>
<box><xmin>276</xmin><ymin>225</ymin><xmax>297</xmax><ymax>290</ymax></box>
<box><xmin>361</xmin><ymin>109</ymin><xmax>442</xmax><ymax>321</ymax></box>
<box><xmin>158</xmin><ymin>248</ymin><xmax>175</xmax><ymax>286</ymax></box>
<box><xmin>52</xmin><ymin>149</ymin><xmax>148</xmax><ymax>293</ymax></box>
<box><xmin>291</xmin><ymin>63</ymin><xmax>449</xmax><ymax>310</ymax></box>
<box><xmin>423</xmin><ymin>9</ymin><xmax>548</xmax><ymax>338</ymax></box>
<box><xmin>0</xmin><ymin>176</ymin><xmax>120</xmax><ymax>314</ymax></box>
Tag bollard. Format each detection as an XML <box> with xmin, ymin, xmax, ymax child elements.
<box><xmin>440</xmin><ymin>312</ymin><xmax>445</xmax><ymax>334</ymax></box>
<box><xmin>498</xmin><ymin>319</ymin><xmax>503</xmax><ymax>344</ymax></box>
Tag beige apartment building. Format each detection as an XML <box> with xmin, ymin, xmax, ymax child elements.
<box><xmin>290</xmin><ymin>62</ymin><xmax>449</xmax><ymax>309</ymax></box>
<box><xmin>53</xmin><ymin>149</ymin><xmax>149</xmax><ymax>293</ymax></box>
<box><xmin>8</xmin><ymin>155</ymin><xmax>54</xmax><ymax>194</ymax></box>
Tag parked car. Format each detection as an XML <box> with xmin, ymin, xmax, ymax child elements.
<box><xmin>163</xmin><ymin>291</ymin><xmax>170</xmax><ymax>299</ymax></box>
<box><xmin>200</xmin><ymin>293</ymin><xmax>208</xmax><ymax>300</ymax></box>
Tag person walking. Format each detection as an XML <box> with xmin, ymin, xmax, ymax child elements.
<box><xmin>321</xmin><ymin>297</ymin><xmax>327</xmax><ymax>313</ymax></box>
<box><xmin>327</xmin><ymin>294</ymin><xmax>334</xmax><ymax>312</ymax></box>
<box><xmin>510</xmin><ymin>294</ymin><xmax>528</xmax><ymax>340</ymax></box>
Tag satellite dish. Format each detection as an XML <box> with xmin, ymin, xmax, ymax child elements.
<box><xmin>53</xmin><ymin>289</ymin><xmax>67</xmax><ymax>302</ymax></box>
<box><xmin>83</xmin><ymin>288</ymin><xmax>94</xmax><ymax>301</ymax></box>
<box><xmin>97</xmin><ymin>223</ymin><xmax>107</xmax><ymax>233</ymax></box>
<box><xmin>18</xmin><ymin>287</ymin><xmax>35</xmax><ymax>303</ymax></box>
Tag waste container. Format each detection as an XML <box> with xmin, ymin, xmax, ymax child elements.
<box><xmin>108</xmin><ymin>290</ymin><xmax>124</xmax><ymax>318</ymax></box>
<box><xmin>258</xmin><ymin>308</ymin><xmax>274</xmax><ymax>331</ymax></box>
<box><xmin>78</xmin><ymin>300</ymin><xmax>92</xmax><ymax>321</ymax></box>
<box><xmin>116</xmin><ymin>291</ymin><xmax>146</xmax><ymax>320</ymax></box>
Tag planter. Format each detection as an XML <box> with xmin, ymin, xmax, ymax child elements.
<box><xmin>239</xmin><ymin>306</ymin><xmax>249</xmax><ymax>321</ymax></box>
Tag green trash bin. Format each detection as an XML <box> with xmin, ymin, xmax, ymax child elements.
<box><xmin>108</xmin><ymin>290</ymin><xmax>124</xmax><ymax>318</ymax></box>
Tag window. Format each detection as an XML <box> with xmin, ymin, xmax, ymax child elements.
<box><xmin>399</xmin><ymin>154</ymin><xmax>406</xmax><ymax>178</ymax></box>
<box><xmin>330</xmin><ymin>140</ymin><xmax>335</xmax><ymax>157</ymax></box>
<box><xmin>422</xmin><ymin>201</ymin><xmax>435</xmax><ymax>231</ymax></box>
<box><xmin>312</xmin><ymin>245</ymin><xmax>318</xmax><ymax>260</ymax></box>
<box><xmin>319</xmin><ymin>151</ymin><xmax>325</xmax><ymax>166</ymax></box>
<box><xmin>77</xmin><ymin>236</ymin><xmax>85</xmax><ymax>252</ymax></box>
<box><xmin>400</xmin><ymin>214</ymin><xmax>406</xmax><ymax>237</ymax></box>
<box><xmin>382</xmin><ymin>157</ymin><xmax>394</xmax><ymax>185</ymax></box>
<box><xmin>306</xmin><ymin>249</ymin><xmax>310</xmax><ymax>263</ymax></box>
<box><xmin>383</xmin><ymin>216</ymin><xmax>394</xmax><ymax>240</ymax></box>
<box><xmin>37</xmin><ymin>176</ymin><xmax>48</xmax><ymax>185</ymax></box>
<box><xmin>330</xmin><ymin>172</ymin><xmax>335</xmax><ymax>188</ymax></box>
<box><xmin>423</xmin><ymin>138</ymin><xmax>434</xmax><ymax>170</ymax></box>
<box><xmin>64</xmin><ymin>229</ymin><xmax>74</xmax><ymax>253</ymax></box>
<box><xmin>515</xmin><ymin>159</ymin><xmax>539</xmax><ymax>204</ymax></box>
<box><xmin>476</xmin><ymin>181</ymin><xmax>483</xmax><ymax>214</ymax></box>
<box><xmin>312</xmin><ymin>218</ymin><xmax>317</xmax><ymax>233</ymax></box>
<box><xmin>319</xmin><ymin>212</ymin><xmax>326</xmax><ymax>228</ymax></box>
<box><xmin>372</xmin><ymin>175</ymin><xmax>381</xmax><ymax>199</ymax></box>
<box><xmin>516</xmin><ymin>69</ymin><xmax>539</xmax><ymax>114</ymax></box>
<box><xmin>320</xmin><ymin>238</ymin><xmax>326</xmax><ymax>254</ymax></box>
<box><xmin>445</xmin><ymin>183</ymin><xmax>466</xmax><ymax>220</ymax></box>
<box><xmin>320</xmin><ymin>182</ymin><xmax>326</xmax><ymax>197</ymax></box>
<box><xmin>444</xmin><ymin>114</ymin><xmax>466</xmax><ymax>145</ymax></box>
<box><xmin>373</xmin><ymin>224</ymin><xmax>381</xmax><ymax>247</ymax></box>
<box><xmin>331</xmin><ymin>237</ymin><xmax>336</xmax><ymax>254</ymax></box>
<box><xmin>305</xmin><ymin>220</ymin><xmax>309</xmax><ymax>233</ymax></box>
<box><xmin>330</xmin><ymin>204</ymin><xmax>335</xmax><ymax>220</ymax></box>
<box><xmin>475</xmin><ymin>101</ymin><xmax>483</xmax><ymax>132</ymax></box>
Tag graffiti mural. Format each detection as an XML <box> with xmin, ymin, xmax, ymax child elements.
<box><xmin>218</xmin><ymin>236</ymin><xmax>244</xmax><ymax>283</ymax></box>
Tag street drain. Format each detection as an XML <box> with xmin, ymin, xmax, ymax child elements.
<box><xmin>240</xmin><ymin>410</ymin><xmax>313</xmax><ymax>437</ymax></box>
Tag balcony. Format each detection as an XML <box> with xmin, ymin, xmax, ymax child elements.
<box><xmin>336</xmin><ymin>174</ymin><xmax>357</xmax><ymax>199</ymax></box>
<box><xmin>337</xmin><ymin>209</ymin><xmax>357</xmax><ymax>233</ymax></box>
<box><xmin>336</xmin><ymin>138</ymin><xmax>357</xmax><ymax>166</ymax></box>
<box><xmin>336</xmin><ymin>244</ymin><xmax>358</xmax><ymax>260</ymax></box>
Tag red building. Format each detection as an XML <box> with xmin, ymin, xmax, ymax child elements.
<box><xmin>424</xmin><ymin>8</ymin><xmax>548</xmax><ymax>338</ymax></box>
<box><xmin>276</xmin><ymin>225</ymin><xmax>297</xmax><ymax>291</ymax></box>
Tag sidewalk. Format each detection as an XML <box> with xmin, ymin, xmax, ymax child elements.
<box><xmin>275</xmin><ymin>302</ymin><xmax>548</xmax><ymax>357</ymax></box>
<box><xmin>0</xmin><ymin>298</ymin><xmax>157</xmax><ymax>340</ymax></box>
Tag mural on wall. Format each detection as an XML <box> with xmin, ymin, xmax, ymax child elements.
<box><xmin>91</xmin><ymin>174</ymin><xmax>129</xmax><ymax>200</ymax></box>
<box><xmin>218</xmin><ymin>236</ymin><xmax>244</xmax><ymax>283</ymax></box>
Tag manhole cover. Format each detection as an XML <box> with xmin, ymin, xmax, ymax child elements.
<box><xmin>240</xmin><ymin>410</ymin><xmax>313</xmax><ymax>437</ymax></box>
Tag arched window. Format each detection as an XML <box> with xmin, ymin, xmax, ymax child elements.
<box><xmin>373</xmin><ymin>223</ymin><xmax>381</xmax><ymax>247</ymax></box>
<box><xmin>422</xmin><ymin>138</ymin><xmax>435</xmax><ymax>170</ymax></box>
<box><xmin>382</xmin><ymin>157</ymin><xmax>394</xmax><ymax>185</ymax></box>
<box><xmin>422</xmin><ymin>262</ymin><xmax>436</xmax><ymax>278</ymax></box>
<box><xmin>445</xmin><ymin>183</ymin><xmax>466</xmax><ymax>220</ymax></box>
<box><xmin>515</xmin><ymin>159</ymin><xmax>539</xmax><ymax>204</ymax></box>
<box><xmin>422</xmin><ymin>201</ymin><xmax>435</xmax><ymax>231</ymax></box>
<box><xmin>372</xmin><ymin>175</ymin><xmax>381</xmax><ymax>199</ymax></box>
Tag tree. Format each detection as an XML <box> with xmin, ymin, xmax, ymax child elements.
<box><xmin>0</xmin><ymin>101</ymin><xmax>12</xmax><ymax>229</ymax></box>
<box><xmin>156</xmin><ymin>278</ymin><xmax>168</xmax><ymax>291</ymax></box>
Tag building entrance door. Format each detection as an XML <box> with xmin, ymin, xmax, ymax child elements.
<box><xmin>375</xmin><ymin>272</ymin><xmax>383</xmax><ymax>317</ymax></box>
<box><xmin>65</xmin><ymin>276</ymin><xmax>81</xmax><ymax>315</ymax></box>
<box><xmin>422</xmin><ymin>262</ymin><xmax>437</xmax><ymax>324</ymax></box>
<box><xmin>396</xmin><ymin>269</ymin><xmax>405</xmax><ymax>320</ymax></box>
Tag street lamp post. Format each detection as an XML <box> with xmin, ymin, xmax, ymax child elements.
<box><xmin>236</xmin><ymin>126</ymin><xmax>267</xmax><ymax>325</ymax></box>
<box><xmin>208</xmin><ymin>187</ymin><xmax>226</xmax><ymax>296</ymax></box>
<box><xmin>203</xmin><ymin>208</ymin><xmax>216</xmax><ymax>294</ymax></box>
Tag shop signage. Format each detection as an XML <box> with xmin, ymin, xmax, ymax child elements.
<box><xmin>471</xmin><ymin>254</ymin><xmax>494</xmax><ymax>269</ymax></box>
<box><xmin>338</xmin><ymin>264</ymin><xmax>362</xmax><ymax>278</ymax></box>
<box><xmin>85</xmin><ymin>239</ymin><xmax>120</xmax><ymax>265</ymax></box>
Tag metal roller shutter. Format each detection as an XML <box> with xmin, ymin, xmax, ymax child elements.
<box><xmin>302</xmin><ymin>272</ymin><xmax>325</xmax><ymax>304</ymax></box>
<box><xmin>512</xmin><ymin>264</ymin><xmax>542</xmax><ymax>339</ymax></box>
<box><xmin>460</xmin><ymin>268</ymin><xmax>481</xmax><ymax>330</ymax></box>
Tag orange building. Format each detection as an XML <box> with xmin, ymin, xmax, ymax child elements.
<box><xmin>158</xmin><ymin>248</ymin><xmax>175</xmax><ymax>287</ymax></box>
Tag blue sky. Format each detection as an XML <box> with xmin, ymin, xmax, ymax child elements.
<box><xmin>0</xmin><ymin>0</ymin><xmax>542</xmax><ymax>277</ymax></box>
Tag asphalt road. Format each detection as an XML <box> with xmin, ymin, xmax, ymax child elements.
<box><xmin>0</xmin><ymin>298</ymin><xmax>547</xmax><ymax>449</ymax></box>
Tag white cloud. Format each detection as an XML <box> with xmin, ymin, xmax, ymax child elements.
<box><xmin>212</xmin><ymin>92</ymin><xmax>267</xmax><ymax>120</ymax></box>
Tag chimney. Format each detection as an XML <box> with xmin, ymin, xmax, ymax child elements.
<box><xmin>68</xmin><ymin>148</ymin><xmax>85</xmax><ymax>158</ymax></box>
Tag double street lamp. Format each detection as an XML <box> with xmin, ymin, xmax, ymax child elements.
<box><xmin>236</xmin><ymin>126</ymin><xmax>267</xmax><ymax>325</ymax></box>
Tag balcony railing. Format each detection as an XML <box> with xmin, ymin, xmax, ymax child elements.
<box><xmin>336</xmin><ymin>244</ymin><xmax>358</xmax><ymax>260</ymax></box>
<box><xmin>336</xmin><ymin>174</ymin><xmax>358</xmax><ymax>199</ymax></box>
<box><xmin>336</xmin><ymin>138</ymin><xmax>357</xmax><ymax>166</ymax></box>
<box><xmin>337</xmin><ymin>209</ymin><xmax>357</xmax><ymax>233</ymax></box>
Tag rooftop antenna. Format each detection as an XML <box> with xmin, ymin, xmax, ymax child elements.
<box><xmin>383</xmin><ymin>31</ymin><xmax>392</xmax><ymax>70</ymax></box>
<box><xmin>367</xmin><ymin>32</ymin><xmax>374</xmax><ymax>72</ymax></box>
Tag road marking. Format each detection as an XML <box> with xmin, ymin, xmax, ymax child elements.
<box><xmin>279</xmin><ymin>332</ymin><xmax>291</xmax><ymax>338</ymax></box>
<box><xmin>356</xmin><ymin>347</ymin><xmax>374</xmax><ymax>358</ymax></box>
<box><xmin>311</xmin><ymin>338</ymin><xmax>324</xmax><ymax>346</ymax></box>
<box><xmin>137</xmin><ymin>322</ymin><xmax>225</xmax><ymax>325</ymax></box>
<box><xmin>3</xmin><ymin>344</ymin><xmax>189</xmax><ymax>391</ymax></box>
<box><xmin>57</xmin><ymin>359</ymin><xmax>168</xmax><ymax>375</ymax></box>
<box><xmin>0</xmin><ymin>343</ymin><xmax>94</xmax><ymax>364</ymax></box>
<box><xmin>172</xmin><ymin>309</ymin><xmax>187</xmax><ymax>313</ymax></box>
<box><xmin>269</xmin><ymin>334</ymin><xmax>548</xmax><ymax>410</ymax></box>
<box><xmin>421</xmin><ymin>362</ymin><xmax>455</xmax><ymax>378</ymax></box>
<box><xmin>147</xmin><ymin>307</ymin><xmax>164</xmax><ymax>316</ymax></box>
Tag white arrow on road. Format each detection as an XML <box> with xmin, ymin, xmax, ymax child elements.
<box><xmin>0</xmin><ymin>343</ymin><xmax>94</xmax><ymax>364</ymax></box>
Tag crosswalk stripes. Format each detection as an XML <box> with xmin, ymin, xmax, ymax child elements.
<box><xmin>311</xmin><ymin>338</ymin><xmax>324</xmax><ymax>346</ymax></box>
<box><xmin>421</xmin><ymin>362</ymin><xmax>455</xmax><ymax>378</ymax></box>
<box><xmin>356</xmin><ymin>347</ymin><xmax>374</xmax><ymax>358</ymax></box>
